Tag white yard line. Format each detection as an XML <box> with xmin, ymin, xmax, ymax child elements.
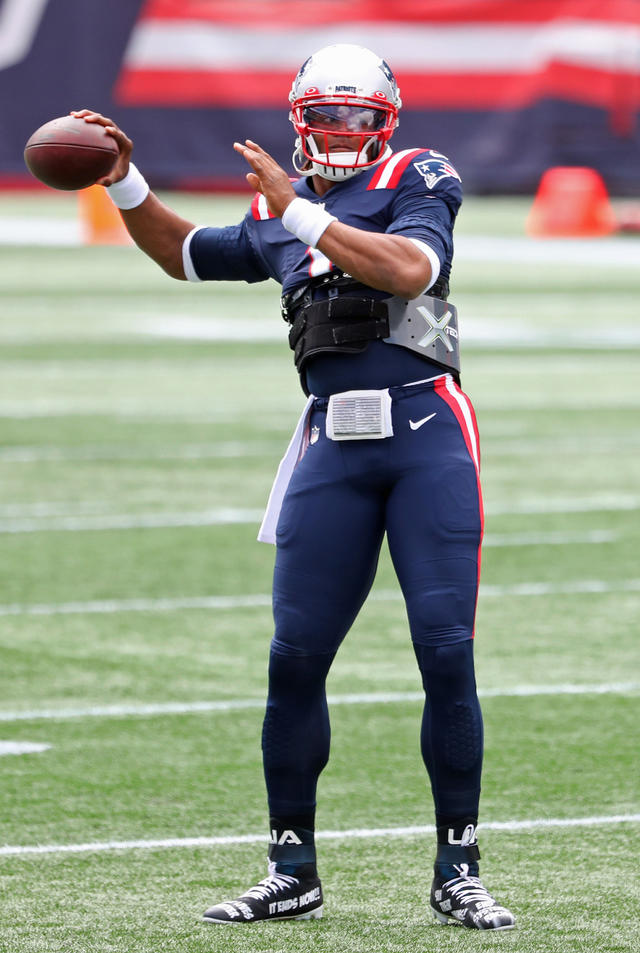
<box><xmin>0</xmin><ymin>218</ymin><xmax>81</xmax><ymax>246</ymax></box>
<box><xmin>1</xmin><ymin>399</ymin><xmax>639</xmax><ymax>418</ymax></box>
<box><xmin>0</xmin><ymin>442</ymin><xmax>274</xmax><ymax>463</ymax></box>
<box><xmin>454</xmin><ymin>234</ymin><xmax>640</xmax><ymax>268</ymax></box>
<box><xmin>483</xmin><ymin>530</ymin><xmax>617</xmax><ymax>546</ymax></box>
<box><xmin>480</xmin><ymin>579</ymin><xmax>640</xmax><ymax>596</ymax></box>
<box><xmin>2</xmin><ymin>217</ymin><xmax>638</xmax><ymax>266</ymax></box>
<box><xmin>0</xmin><ymin>508</ymin><xmax>266</xmax><ymax>533</ymax></box>
<box><xmin>0</xmin><ymin>503</ymin><xmax>631</xmax><ymax>535</ymax></box>
<box><xmin>0</xmin><ymin>514</ymin><xmax>622</xmax><ymax>538</ymax></box>
<box><xmin>0</xmin><ymin>741</ymin><xmax>51</xmax><ymax>756</ymax></box>
<box><xmin>0</xmin><ymin>579</ymin><xmax>638</xmax><ymax>620</ymax></box>
<box><xmin>487</xmin><ymin>494</ymin><xmax>640</xmax><ymax>515</ymax></box>
<box><xmin>0</xmin><ymin>437</ymin><xmax>637</xmax><ymax>463</ymax></box>
<box><xmin>0</xmin><ymin>593</ymin><xmax>273</xmax><ymax>617</ymax></box>
<box><xmin>2</xmin><ymin>813</ymin><xmax>639</xmax><ymax>857</ymax></box>
<box><xmin>0</xmin><ymin>682</ymin><xmax>637</xmax><ymax>724</ymax></box>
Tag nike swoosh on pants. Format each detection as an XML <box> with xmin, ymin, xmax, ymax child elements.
<box><xmin>409</xmin><ymin>413</ymin><xmax>437</xmax><ymax>430</ymax></box>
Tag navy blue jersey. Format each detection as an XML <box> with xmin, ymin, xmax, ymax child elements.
<box><xmin>185</xmin><ymin>148</ymin><xmax>462</xmax><ymax>395</ymax></box>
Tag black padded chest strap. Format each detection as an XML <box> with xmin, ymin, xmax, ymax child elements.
<box><xmin>288</xmin><ymin>296</ymin><xmax>388</xmax><ymax>352</ymax></box>
<box><xmin>288</xmin><ymin>296</ymin><xmax>390</xmax><ymax>370</ymax></box>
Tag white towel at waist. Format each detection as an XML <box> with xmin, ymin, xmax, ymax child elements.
<box><xmin>258</xmin><ymin>395</ymin><xmax>314</xmax><ymax>544</ymax></box>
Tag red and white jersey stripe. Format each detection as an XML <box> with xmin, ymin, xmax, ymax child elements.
<box><xmin>251</xmin><ymin>192</ymin><xmax>275</xmax><ymax>221</ymax></box>
<box><xmin>367</xmin><ymin>149</ymin><xmax>425</xmax><ymax>191</ymax></box>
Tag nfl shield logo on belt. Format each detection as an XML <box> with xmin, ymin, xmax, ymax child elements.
<box><xmin>310</xmin><ymin>425</ymin><xmax>320</xmax><ymax>445</ymax></box>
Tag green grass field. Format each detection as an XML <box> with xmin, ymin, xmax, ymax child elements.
<box><xmin>0</xmin><ymin>191</ymin><xmax>638</xmax><ymax>953</ymax></box>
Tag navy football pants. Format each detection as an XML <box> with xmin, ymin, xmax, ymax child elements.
<box><xmin>263</xmin><ymin>376</ymin><xmax>485</xmax><ymax>820</ymax></box>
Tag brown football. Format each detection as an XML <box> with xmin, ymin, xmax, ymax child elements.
<box><xmin>24</xmin><ymin>116</ymin><xmax>119</xmax><ymax>190</ymax></box>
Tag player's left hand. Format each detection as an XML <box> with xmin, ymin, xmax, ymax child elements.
<box><xmin>234</xmin><ymin>140</ymin><xmax>297</xmax><ymax>218</ymax></box>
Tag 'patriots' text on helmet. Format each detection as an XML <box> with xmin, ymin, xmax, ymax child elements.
<box><xmin>289</xmin><ymin>44</ymin><xmax>402</xmax><ymax>182</ymax></box>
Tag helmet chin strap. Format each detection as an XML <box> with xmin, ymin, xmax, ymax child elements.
<box><xmin>292</xmin><ymin>134</ymin><xmax>381</xmax><ymax>182</ymax></box>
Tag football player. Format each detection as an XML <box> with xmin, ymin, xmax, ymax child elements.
<box><xmin>73</xmin><ymin>42</ymin><xmax>515</xmax><ymax>931</ymax></box>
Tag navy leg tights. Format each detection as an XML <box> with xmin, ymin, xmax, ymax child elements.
<box><xmin>414</xmin><ymin>639</ymin><xmax>483</xmax><ymax>818</ymax></box>
<box><xmin>262</xmin><ymin>639</ymin><xmax>482</xmax><ymax>821</ymax></box>
<box><xmin>262</xmin><ymin>647</ymin><xmax>335</xmax><ymax>817</ymax></box>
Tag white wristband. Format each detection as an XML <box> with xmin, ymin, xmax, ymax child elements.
<box><xmin>282</xmin><ymin>197</ymin><xmax>337</xmax><ymax>248</ymax></box>
<box><xmin>106</xmin><ymin>163</ymin><xmax>150</xmax><ymax>210</ymax></box>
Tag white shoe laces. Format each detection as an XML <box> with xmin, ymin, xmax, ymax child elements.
<box><xmin>242</xmin><ymin>872</ymin><xmax>299</xmax><ymax>902</ymax></box>
<box><xmin>444</xmin><ymin>875</ymin><xmax>499</xmax><ymax>910</ymax></box>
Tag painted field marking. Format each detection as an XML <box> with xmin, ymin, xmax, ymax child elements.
<box><xmin>2</xmin><ymin>813</ymin><xmax>639</xmax><ymax>857</ymax></box>
<box><xmin>0</xmin><ymin>682</ymin><xmax>637</xmax><ymax>724</ymax></box>
<box><xmin>0</xmin><ymin>434</ymin><xmax>639</xmax><ymax>465</ymax></box>
<box><xmin>0</xmin><ymin>593</ymin><xmax>273</xmax><ymax>618</ymax></box>
<box><xmin>0</xmin><ymin>442</ymin><xmax>276</xmax><ymax>463</ymax></box>
<box><xmin>1</xmin><ymin>399</ymin><xmax>640</xmax><ymax>419</ymax></box>
<box><xmin>2</xmin><ymin>216</ymin><xmax>638</xmax><ymax>267</ymax></box>
<box><xmin>0</xmin><ymin>508</ymin><xmax>265</xmax><ymax>533</ymax></box>
<box><xmin>0</xmin><ymin>741</ymin><xmax>51</xmax><ymax>756</ymax></box>
<box><xmin>487</xmin><ymin>494</ymin><xmax>640</xmax><ymax>515</ymax></box>
<box><xmin>0</xmin><ymin>501</ymin><xmax>115</xmax><ymax>516</ymax></box>
<box><xmin>0</xmin><ymin>579</ymin><xmax>638</xmax><ymax>620</ymax></box>
<box><xmin>483</xmin><ymin>530</ymin><xmax>617</xmax><ymax>547</ymax></box>
<box><xmin>0</xmin><ymin>505</ymin><xmax>629</xmax><ymax>534</ymax></box>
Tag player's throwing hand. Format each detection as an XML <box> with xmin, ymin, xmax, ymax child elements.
<box><xmin>70</xmin><ymin>109</ymin><xmax>133</xmax><ymax>186</ymax></box>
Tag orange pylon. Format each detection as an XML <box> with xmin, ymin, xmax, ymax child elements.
<box><xmin>78</xmin><ymin>185</ymin><xmax>132</xmax><ymax>245</ymax></box>
<box><xmin>526</xmin><ymin>167</ymin><xmax>616</xmax><ymax>238</ymax></box>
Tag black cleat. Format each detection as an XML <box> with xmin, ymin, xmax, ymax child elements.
<box><xmin>203</xmin><ymin>864</ymin><xmax>323</xmax><ymax>924</ymax></box>
<box><xmin>430</xmin><ymin>865</ymin><xmax>515</xmax><ymax>930</ymax></box>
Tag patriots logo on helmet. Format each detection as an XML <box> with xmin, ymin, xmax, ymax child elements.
<box><xmin>414</xmin><ymin>153</ymin><xmax>461</xmax><ymax>190</ymax></box>
<box><xmin>379</xmin><ymin>59</ymin><xmax>395</xmax><ymax>85</ymax></box>
<box><xmin>298</xmin><ymin>56</ymin><xmax>312</xmax><ymax>79</ymax></box>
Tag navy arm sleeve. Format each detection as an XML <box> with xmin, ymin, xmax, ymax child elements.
<box><xmin>187</xmin><ymin>220</ymin><xmax>270</xmax><ymax>283</ymax></box>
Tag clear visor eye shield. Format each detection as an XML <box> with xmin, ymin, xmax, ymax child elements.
<box><xmin>292</xmin><ymin>98</ymin><xmax>395</xmax><ymax>169</ymax></box>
